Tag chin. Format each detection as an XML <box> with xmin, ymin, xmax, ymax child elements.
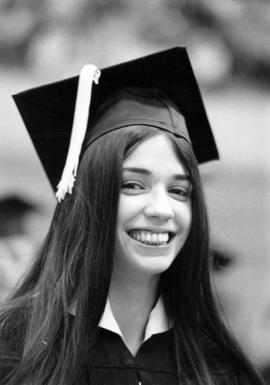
<box><xmin>126</xmin><ymin>250</ymin><xmax>178</xmax><ymax>277</ymax></box>
<box><xmin>113</xmin><ymin>230</ymin><xmax>183</xmax><ymax>278</ymax></box>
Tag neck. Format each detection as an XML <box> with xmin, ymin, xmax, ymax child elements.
<box><xmin>109</xmin><ymin>268</ymin><xmax>160</xmax><ymax>355</ymax></box>
<box><xmin>109</xmin><ymin>274</ymin><xmax>159</xmax><ymax>310</ymax></box>
<box><xmin>109</xmin><ymin>267</ymin><xmax>160</xmax><ymax>311</ymax></box>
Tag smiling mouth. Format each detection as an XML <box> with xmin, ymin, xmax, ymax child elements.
<box><xmin>127</xmin><ymin>230</ymin><xmax>175</xmax><ymax>246</ymax></box>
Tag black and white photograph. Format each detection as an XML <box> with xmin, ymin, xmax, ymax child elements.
<box><xmin>0</xmin><ymin>1</ymin><xmax>269</xmax><ymax>384</ymax></box>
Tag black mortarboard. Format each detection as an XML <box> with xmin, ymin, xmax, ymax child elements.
<box><xmin>13</xmin><ymin>47</ymin><xmax>219</xmax><ymax>200</ymax></box>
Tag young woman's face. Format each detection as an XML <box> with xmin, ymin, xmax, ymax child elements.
<box><xmin>113</xmin><ymin>134</ymin><xmax>192</xmax><ymax>278</ymax></box>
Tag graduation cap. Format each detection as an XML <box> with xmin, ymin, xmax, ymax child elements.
<box><xmin>13</xmin><ymin>47</ymin><xmax>219</xmax><ymax>202</ymax></box>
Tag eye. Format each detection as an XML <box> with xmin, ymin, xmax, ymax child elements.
<box><xmin>168</xmin><ymin>187</ymin><xmax>191</xmax><ymax>201</ymax></box>
<box><xmin>121</xmin><ymin>181</ymin><xmax>145</xmax><ymax>194</ymax></box>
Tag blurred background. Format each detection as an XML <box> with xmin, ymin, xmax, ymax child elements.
<box><xmin>0</xmin><ymin>0</ymin><xmax>269</xmax><ymax>381</ymax></box>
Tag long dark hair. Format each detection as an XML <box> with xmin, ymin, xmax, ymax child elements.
<box><xmin>0</xmin><ymin>126</ymin><xmax>262</xmax><ymax>385</ymax></box>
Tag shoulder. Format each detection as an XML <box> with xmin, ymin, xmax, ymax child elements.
<box><xmin>199</xmin><ymin>334</ymin><xmax>264</xmax><ymax>385</ymax></box>
<box><xmin>0</xmin><ymin>305</ymin><xmax>28</xmax><ymax>380</ymax></box>
<box><xmin>209</xmin><ymin>369</ymin><xmax>264</xmax><ymax>385</ymax></box>
<box><xmin>0</xmin><ymin>306</ymin><xmax>28</xmax><ymax>347</ymax></box>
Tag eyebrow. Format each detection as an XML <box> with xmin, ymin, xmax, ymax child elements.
<box><xmin>122</xmin><ymin>167</ymin><xmax>191</xmax><ymax>181</ymax></box>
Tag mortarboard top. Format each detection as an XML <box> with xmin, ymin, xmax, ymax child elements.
<box><xmin>13</xmin><ymin>47</ymin><xmax>219</xmax><ymax>192</ymax></box>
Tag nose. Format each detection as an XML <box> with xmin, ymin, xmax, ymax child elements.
<box><xmin>144</xmin><ymin>185</ymin><xmax>174</xmax><ymax>221</ymax></box>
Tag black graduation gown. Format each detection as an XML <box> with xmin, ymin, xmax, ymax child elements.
<box><xmin>0</xmin><ymin>312</ymin><xmax>178</xmax><ymax>384</ymax></box>
<box><xmin>81</xmin><ymin>328</ymin><xmax>178</xmax><ymax>384</ymax></box>
<box><xmin>0</xmin><ymin>310</ymin><xmax>260</xmax><ymax>385</ymax></box>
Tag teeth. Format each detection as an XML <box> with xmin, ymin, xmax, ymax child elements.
<box><xmin>146</xmin><ymin>233</ymin><xmax>151</xmax><ymax>242</ymax></box>
<box><xmin>129</xmin><ymin>230</ymin><xmax>171</xmax><ymax>246</ymax></box>
<box><xmin>152</xmin><ymin>233</ymin><xmax>158</xmax><ymax>243</ymax></box>
<box><xmin>158</xmin><ymin>233</ymin><xmax>163</xmax><ymax>243</ymax></box>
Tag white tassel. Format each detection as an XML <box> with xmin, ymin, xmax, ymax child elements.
<box><xmin>56</xmin><ymin>64</ymin><xmax>101</xmax><ymax>202</ymax></box>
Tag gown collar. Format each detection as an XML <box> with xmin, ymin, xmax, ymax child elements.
<box><xmin>99</xmin><ymin>296</ymin><xmax>171</xmax><ymax>342</ymax></box>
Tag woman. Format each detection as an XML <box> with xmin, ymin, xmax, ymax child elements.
<box><xmin>0</xmin><ymin>48</ymin><xmax>264</xmax><ymax>384</ymax></box>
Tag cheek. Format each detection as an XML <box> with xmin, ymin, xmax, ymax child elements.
<box><xmin>116</xmin><ymin>197</ymin><xmax>127</xmax><ymax>229</ymax></box>
<box><xmin>175</xmin><ymin>202</ymin><xmax>192</xmax><ymax>233</ymax></box>
<box><xmin>116</xmin><ymin>195</ymin><xmax>143</xmax><ymax>227</ymax></box>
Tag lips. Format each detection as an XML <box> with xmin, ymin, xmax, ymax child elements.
<box><xmin>127</xmin><ymin>230</ymin><xmax>175</xmax><ymax>246</ymax></box>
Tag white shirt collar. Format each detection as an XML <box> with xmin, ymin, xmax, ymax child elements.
<box><xmin>99</xmin><ymin>297</ymin><xmax>171</xmax><ymax>342</ymax></box>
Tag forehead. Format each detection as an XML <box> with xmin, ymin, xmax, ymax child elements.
<box><xmin>123</xmin><ymin>134</ymin><xmax>186</xmax><ymax>174</ymax></box>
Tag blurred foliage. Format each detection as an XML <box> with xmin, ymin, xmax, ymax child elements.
<box><xmin>0</xmin><ymin>0</ymin><xmax>269</xmax><ymax>85</ymax></box>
